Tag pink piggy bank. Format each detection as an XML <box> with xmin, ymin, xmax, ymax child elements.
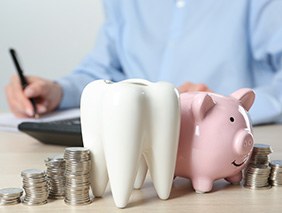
<box><xmin>175</xmin><ymin>88</ymin><xmax>255</xmax><ymax>193</ymax></box>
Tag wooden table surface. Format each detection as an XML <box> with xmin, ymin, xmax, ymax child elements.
<box><xmin>0</xmin><ymin>125</ymin><xmax>281</xmax><ymax>212</ymax></box>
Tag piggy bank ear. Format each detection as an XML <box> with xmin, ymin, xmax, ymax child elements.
<box><xmin>192</xmin><ymin>94</ymin><xmax>216</xmax><ymax>121</ymax></box>
<box><xmin>230</xmin><ymin>88</ymin><xmax>255</xmax><ymax>112</ymax></box>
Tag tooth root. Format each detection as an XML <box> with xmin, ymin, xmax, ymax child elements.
<box><xmin>81</xmin><ymin>81</ymin><xmax>109</xmax><ymax>197</ymax></box>
<box><xmin>90</xmin><ymin>152</ymin><xmax>108</xmax><ymax>197</ymax></box>
<box><xmin>103</xmin><ymin>87</ymin><xmax>145</xmax><ymax>208</ymax></box>
<box><xmin>134</xmin><ymin>155</ymin><xmax>148</xmax><ymax>190</ymax></box>
<box><xmin>145</xmin><ymin>134</ymin><xmax>179</xmax><ymax>199</ymax></box>
<box><xmin>145</xmin><ymin>86</ymin><xmax>180</xmax><ymax>199</ymax></box>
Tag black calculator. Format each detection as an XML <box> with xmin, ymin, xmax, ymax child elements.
<box><xmin>18</xmin><ymin>117</ymin><xmax>83</xmax><ymax>147</ymax></box>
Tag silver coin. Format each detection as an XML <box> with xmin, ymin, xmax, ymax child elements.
<box><xmin>21</xmin><ymin>169</ymin><xmax>45</xmax><ymax>177</ymax></box>
<box><xmin>65</xmin><ymin>147</ymin><xmax>89</xmax><ymax>152</ymax></box>
<box><xmin>243</xmin><ymin>144</ymin><xmax>274</xmax><ymax>190</ymax></box>
<box><xmin>0</xmin><ymin>188</ymin><xmax>23</xmax><ymax>197</ymax></box>
<box><xmin>21</xmin><ymin>168</ymin><xmax>48</xmax><ymax>205</ymax></box>
<box><xmin>45</xmin><ymin>155</ymin><xmax>66</xmax><ymax>200</ymax></box>
<box><xmin>63</xmin><ymin>147</ymin><xmax>92</xmax><ymax>205</ymax></box>
<box><xmin>270</xmin><ymin>160</ymin><xmax>282</xmax><ymax>167</ymax></box>
<box><xmin>0</xmin><ymin>187</ymin><xmax>23</xmax><ymax>205</ymax></box>
<box><xmin>269</xmin><ymin>160</ymin><xmax>282</xmax><ymax>186</ymax></box>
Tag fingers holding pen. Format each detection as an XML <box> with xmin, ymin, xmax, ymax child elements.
<box><xmin>23</xmin><ymin>76</ymin><xmax>63</xmax><ymax>113</ymax></box>
<box><xmin>5</xmin><ymin>75</ymin><xmax>57</xmax><ymax>118</ymax></box>
<box><xmin>23</xmin><ymin>77</ymin><xmax>57</xmax><ymax>115</ymax></box>
<box><xmin>7</xmin><ymin>50</ymin><xmax>62</xmax><ymax>118</ymax></box>
<box><xmin>5</xmin><ymin>74</ymin><xmax>35</xmax><ymax>117</ymax></box>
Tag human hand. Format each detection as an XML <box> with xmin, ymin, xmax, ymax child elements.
<box><xmin>5</xmin><ymin>74</ymin><xmax>62</xmax><ymax>118</ymax></box>
<box><xmin>178</xmin><ymin>82</ymin><xmax>212</xmax><ymax>93</ymax></box>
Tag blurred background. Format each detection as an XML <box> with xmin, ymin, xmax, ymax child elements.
<box><xmin>0</xmin><ymin>0</ymin><xmax>104</xmax><ymax>112</ymax></box>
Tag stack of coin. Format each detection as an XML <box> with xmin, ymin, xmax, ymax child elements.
<box><xmin>45</xmin><ymin>154</ymin><xmax>66</xmax><ymax>199</ymax></box>
<box><xmin>243</xmin><ymin>143</ymin><xmax>272</xmax><ymax>189</ymax></box>
<box><xmin>248</xmin><ymin>144</ymin><xmax>273</xmax><ymax>166</ymax></box>
<box><xmin>0</xmin><ymin>188</ymin><xmax>23</xmax><ymax>205</ymax></box>
<box><xmin>243</xmin><ymin>165</ymin><xmax>271</xmax><ymax>189</ymax></box>
<box><xmin>64</xmin><ymin>147</ymin><xmax>92</xmax><ymax>205</ymax></box>
<box><xmin>21</xmin><ymin>169</ymin><xmax>49</xmax><ymax>205</ymax></box>
<box><xmin>269</xmin><ymin>160</ymin><xmax>282</xmax><ymax>186</ymax></box>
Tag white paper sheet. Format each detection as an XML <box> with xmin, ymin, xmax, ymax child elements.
<box><xmin>0</xmin><ymin>108</ymin><xmax>80</xmax><ymax>132</ymax></box>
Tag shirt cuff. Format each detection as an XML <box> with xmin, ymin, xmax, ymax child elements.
<box><xmin>55</xmin><ymin>78</ymin><xmax>82</xmax><ymax>109</ymax></box>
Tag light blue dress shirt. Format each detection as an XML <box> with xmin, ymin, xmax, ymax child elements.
<box><xmin>57</xmin><ymin>0</ymin><xmax>282</xmax><ymax>125</ymax></box>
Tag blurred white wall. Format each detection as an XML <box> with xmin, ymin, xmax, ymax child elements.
<box><xmin>0</xmin><ymin>0</ymin><xmax>104</xmax><ymax>112</ymax></box>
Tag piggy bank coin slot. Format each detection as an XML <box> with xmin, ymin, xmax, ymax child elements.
<box><xmin>104</xmin><ymin>80</ymin><xmax>113</xmax><ymax>84</ymax></box>
<box><xmin>128</xmin><ymin>82</ymin><xmax>148</xmax><ymax>86</ymax></box>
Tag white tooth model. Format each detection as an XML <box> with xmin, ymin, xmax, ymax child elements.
<box><xmin>80</xmin><ymin>79</ymin><xmax>180</xmax><ymax>208</ymax></box>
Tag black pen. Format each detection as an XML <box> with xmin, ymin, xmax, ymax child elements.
<box><xmin>9</xmin><ymin>48</ymin><xmax>38</xmax><ymax>118</ymax></box>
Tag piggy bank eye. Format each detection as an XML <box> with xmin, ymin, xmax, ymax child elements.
<box><xmin>230</xmin><ymin>117</ymin><xmax>235</xmax><ymax>122</ymax></box>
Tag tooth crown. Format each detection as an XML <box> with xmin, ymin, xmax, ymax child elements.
<box><xmin>175</xmin><ymin>89</ymin><xmax>255</xmax><ymax>193</ymax></box>
<box><xmin>80</xmin><ymin>79</ymin><xmax>180</xmax><ymax>208</ymax></box>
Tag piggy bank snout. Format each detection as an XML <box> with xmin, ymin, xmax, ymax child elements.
<box><xmin>234</xmin><ymin>130</ymin><xmax>253</xmax><ymax>155</ymax></box>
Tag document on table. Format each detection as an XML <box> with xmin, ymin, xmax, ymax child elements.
<box><xmin>0</xmin><ymin>108</ymin><xmax>80</xmax><ymax>132</ymax></box>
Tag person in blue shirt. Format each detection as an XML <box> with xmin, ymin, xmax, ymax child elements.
<box><xmin>5</xmin><ymin>0</ymin><xmax>282</xmax><ymax>125</ymax></box>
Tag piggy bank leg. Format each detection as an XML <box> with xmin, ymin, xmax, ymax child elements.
<box><xmin>192</xmin><ymin>177</ymin><xmax>213</xmax><ymax>193</ymax></box>
<box><xmin>225</xmin><ymin>171</ymin><xmax>242</xmax><ymax>184</ymax></box>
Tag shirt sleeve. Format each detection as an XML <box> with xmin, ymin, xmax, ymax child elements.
<box><xmin>56</xmin><ymin>0</ymin><xmax>126</xmax><ymax>109</ymax></box>
<box><xmin>248</xmin><ymin>0</ymin><xmax>282</xmax><ymax>125</ymax></box>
